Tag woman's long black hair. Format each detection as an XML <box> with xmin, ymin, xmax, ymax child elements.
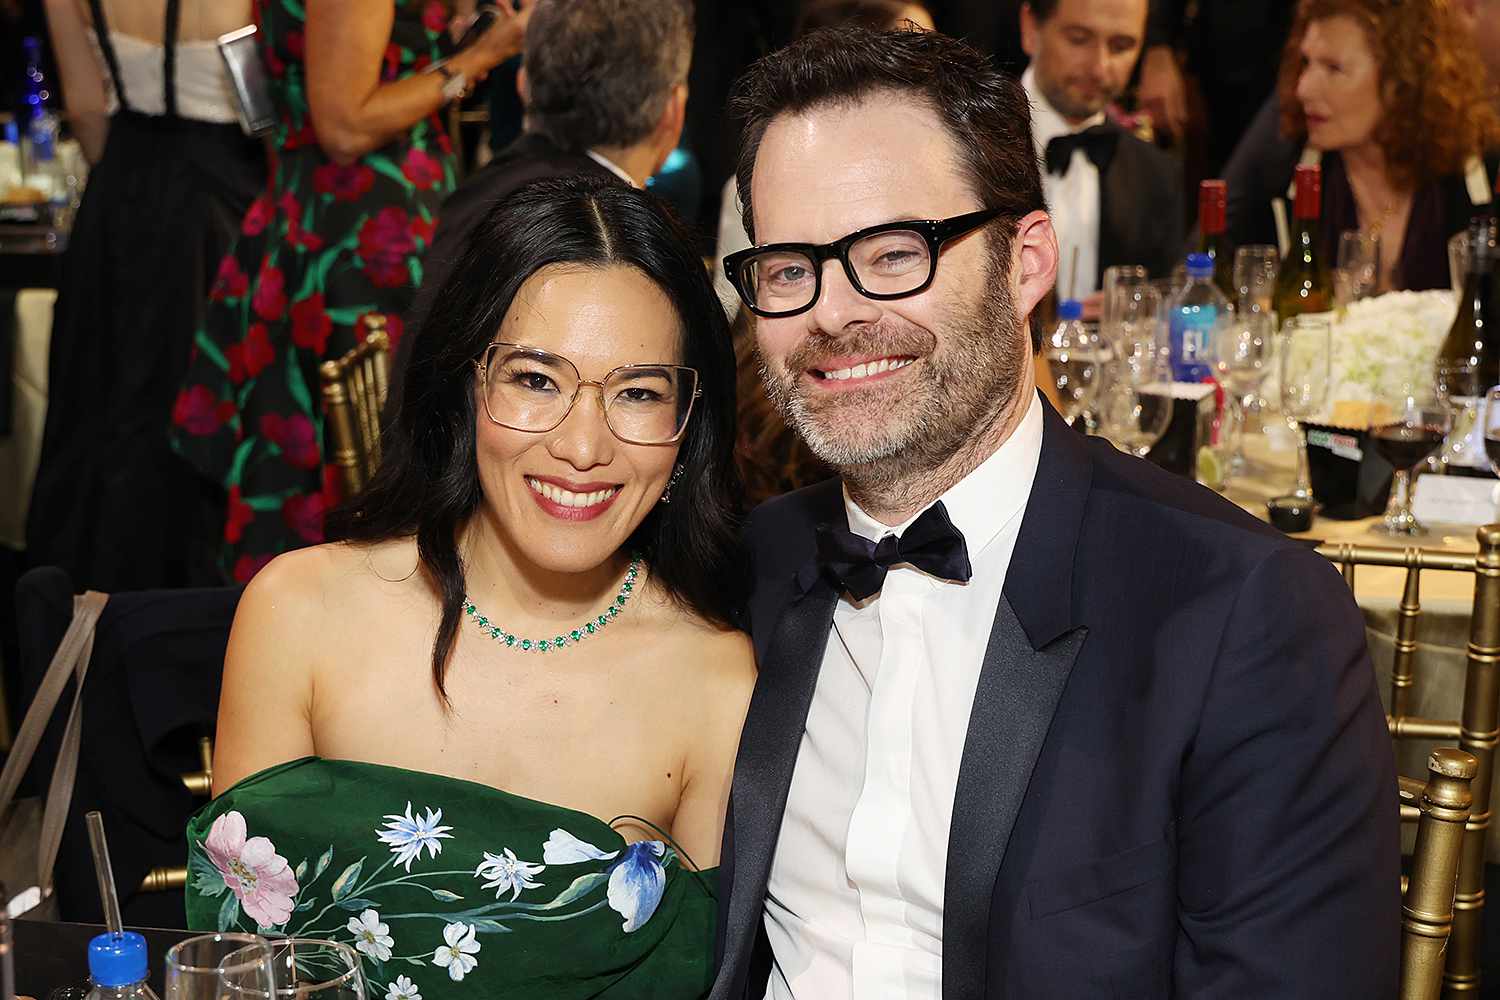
<box><xmin>327</xmin><ymin>175</ymin><xmax>747</xmax><ymax>698</ymax></box>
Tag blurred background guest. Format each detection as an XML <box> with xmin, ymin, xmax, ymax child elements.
<box><xmin>410</xmin><ymin>0</ymin><xmax>693</xmax><ymax>338</ymax></box>
<box><xmin>712</xmin><ymin>0</ymin><xmax>935</xmax><ymax>316</ymax></box>
<box><xmin>25</xmin><ymin>0</ymin><xmax>265</xmax><ymax>591</ymax></box>
<box><xmin>1223</xmin><ymin>0</ymin><xmax>1500</xmax><ymax>293</ymax></box>
<box><xmin>1454</xmin><ymin>0</ymin><xmax>1500</xmax><ymax>115</ymax></box>
<box><xmin>1136</xmin><ymin>0</ymin><xmax>1295</xmax><ymax>174</ymax></box>
<box><xmin>169</xmin><ymin>0</ymin><xmax>528</xmax><ymax>584</ymax></box>
<box><xmin>1019</xmin><ymin>0</ymin><xmax>1183</xmax><ymax>303</ymax></box>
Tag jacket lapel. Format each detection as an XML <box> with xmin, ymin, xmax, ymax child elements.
<box><xmin>942</xmin><ymin>399</ymin><xmax>1095</xmax><ymax>1000</ymax></box>
<box><xmin>716</xmin><ymin>576</ymin><xmax>840</xmax><ymax>997</ymax></box>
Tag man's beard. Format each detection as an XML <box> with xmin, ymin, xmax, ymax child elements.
<box><xmin>757</xmin><ymin>253</ymin><xmax>1027</xmax><ymax>495</ymax></box>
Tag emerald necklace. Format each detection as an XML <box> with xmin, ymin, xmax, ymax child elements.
<box><xmin>463</xmin><ymin>556</ymin><xmax>641</xmax><ymax>653</ymax></box>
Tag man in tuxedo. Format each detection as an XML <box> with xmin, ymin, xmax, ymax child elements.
<box><xmin>1020</xmin><ymin>0</ymin><xmax>1182</xmax><ymax>299</ymax></box>
<box><xmin>712</xmin><ymin>25</ymin><xmax>1397</xmax><ymax>999</ymax></box>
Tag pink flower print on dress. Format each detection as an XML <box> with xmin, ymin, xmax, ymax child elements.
<box><xmin>202</xmin><ymin>810</ymin><xmax>300</xmax><ymax>927</ymax></box>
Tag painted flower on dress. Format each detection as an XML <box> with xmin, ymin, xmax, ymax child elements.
<box><xmin>377</xmin><ymin>802</ymin><xmax>454</xmax><ymax>871</ymax></box>
<box><xmin>402</xmin><ymin>148</ymin><xmax>443</xmax><ymax>191</ymax></box>
<box><xmin>347</xmin><ymin>908</ymin><xmax>394</xmax><ymax>961</ymax></box>
<box><xmin>241</xmin><ymin>195</ymin><xmax>273</xmax><ymax>237</ymax></box>
<box><xmin>289</xmin><ymin>294</ymin><xmax>332</xmax><ymax>353</ymax></box>
<box><xmin>251</xmin><ymin>260</ymin><xmax>288</xmax><ymax>321</ymax></box>
<box><xmin>431</xmin><ymin>921</ymin><xmax>480</xmax><ymax>982</ymax></box>
<box><xmin>384</xmin><ymin>975</ymin><xmax>421</xmax><ymax>1000</ymax></box>
<box><xmin>312</xmin><ymin>163</ymin><xmax>376</xmax><ymax>203</ymax></box>
<box><xmin>421</xmin><ymin>0</ymin><xmax>447</xmax><ymax>34</ymax></box>
<box><xmin>259</xmin><ymin>413</ymin><xmax>321</xmax><ymax>471</ymax></box>
<box><xmin>224</xmin><ymin>487</ymin><xmax>254</xmax><ymax>544</ymax></box>
<box><xmin>541</xmin><ymin>829</ymin><xmax>669</xmax><ymax>933</ymax></box>
<box><xmin>231</xmin><ymin>553</ymin><xmax>273</xmax><ymax>584</ymax></box>
<box><xmin>172</xmin><ymin>385</ymin><xmax>234</xmax><ymax>436</ymax></box>
<box><xmin>210</xmin><ymin>256</ymin><xmax>249</xmax><ymax>302</ymax></box>
<box><xmin>607</xmin><ymin>840</ymin><xmax>669</xmax><ymax>933</ymax></box>
<box><xmin>281</xmin><ymin>491</ymin><xmax>326</xmax><ymax>544</ymax></box>
<box><xmin>543</xmin><ymin>828</ymin><xmax>619</xmax><ymax>864</ymax></box>
<box><xmin>357</xmin><ymin>207</ymin><xmax>416</xmax><ymax>289</ymax></box>
<box><xmin>202</xmin><ymin>811</ymin><xmax>300</xmax><ymax>928</ymax></box>
<box><xmin>474</xmin><ymin>849</ymin><xmax>544</xmax><ymax>901</ymax></box>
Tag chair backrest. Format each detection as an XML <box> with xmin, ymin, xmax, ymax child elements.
<box><xmin>1401</xmin><ymin>748</ymin><xmax>1478</xmax><ymax>1000</ymax></box>
<box><xmin>319</xmin><ymin>315</ymin><xmax>391</xmax><ymax>498</ymax></box>
<box><xmin>1318</xmin><ymin>524</ymin><xmax>1500</xmax><ymax>995</ymax></box>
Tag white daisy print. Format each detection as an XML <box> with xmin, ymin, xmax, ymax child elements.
<box><xmin>347</xmin><ymin>908</ymin><xmax>394</xmax><ymax>962</ymax></box>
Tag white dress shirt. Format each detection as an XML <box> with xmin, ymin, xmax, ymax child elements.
<box><xmin>1023</xmin><ymin>67</ymin><xmax>1106</xmax><ymax>298</ymax></box>
<box><xmin>585</xmin><ymin>149</ymin><xmax>639</xmax><ymax>188</ymax></box>
<box><xmin>763</xmin><ymin>395</ymin><xmax>1045</xmax><ymax>1000</ymax></box>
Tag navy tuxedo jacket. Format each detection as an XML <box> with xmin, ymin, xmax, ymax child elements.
<box><xmin>711</xmin><ymin>397</ymin><xmax>1399</xmax><ymax>999</ymax></box>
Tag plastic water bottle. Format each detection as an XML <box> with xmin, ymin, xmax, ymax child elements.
<box><xmin>83</xmin><ymin>932</ymin><xmax>160</xmax><ymax>1000</ymax></box>
<box><xmin>1168</xmin><ymin>252</ymin><xmax>1227</xmax><ymax>382</ymax></box>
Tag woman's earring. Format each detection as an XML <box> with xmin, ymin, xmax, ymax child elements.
<box><xmin>660</xmin><ymin>464</ymin><xmax>685</xmax><ymax>504</ymax></box>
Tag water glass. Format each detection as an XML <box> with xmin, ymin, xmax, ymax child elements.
<box><xmin>165</xmin><ymin>933</ymin><xmax>276</xmax><ymax>1000</ymax></box>
<box><xmin>1102</xmin><ymin>264</ymin><xmax>1149</xmax><ymax>327</ymax></box>
<box><xmin>1099</xmin><ymin>339</ymin><xmax>1173</xmax><ymax>458</ymax></box>
<box><xmin>1371</xmin><ymin>378</ymin><xmax>1452</xmax><ymax>536</ymax></box>
<box><xmin>1233</xmin><ymin>245</ymin><xmax>1279</xmax><ymax>316</ymax></box>
<box><xmin>226</xmin><ymin>939</ymin><xmax>366</xmax><ymax>1000</ymax></box>
<box><xmin>1279</xmin><ymin>316</ymin><xmax>1332</xmax><ymax>499</ymax></box>
<box><xmin>1334</xmin><ymin>230</ymin><xmax>1381</xmax><ymax>306</ymax></box>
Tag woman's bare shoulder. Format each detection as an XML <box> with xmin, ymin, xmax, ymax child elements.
<box><xmin>235</xmin><ymin>537</ymin><xmax>425</xmax><ymax>642</ymax></box>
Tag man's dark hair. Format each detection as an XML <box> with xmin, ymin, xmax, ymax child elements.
<box><xmin>1025</xmin><ymin>0</ymin><xmax>1060</xmax><ymax>21</ymax></box>
<box><xmin>329</xmin><ymin>176</ymin><xmax>745</xmax><ymax>702</ymax></box>
<box><xmin>524</xmin><ymin>0</ymin><xmax>693</xmax><ymax>152</ymax></box>
<box><xmin>729</xmin><ymin>25</ymin><xmax>1046</xmax><ymax>345</ymax></box>
<box><xmin>794</xmin><ymin>0</ymin><xmax>928</xmax><ymax>34</ymax></box>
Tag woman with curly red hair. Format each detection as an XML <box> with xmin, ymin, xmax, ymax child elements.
<box><xmin>1223</xmin><ymin>0</ymin><xmax>1500</xmax><ymax>292</ymax></box>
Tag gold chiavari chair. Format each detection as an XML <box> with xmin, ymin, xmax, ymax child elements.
<box><xmin>320</xmin><ymin>314</ymin><xmax>391</xmax><ymax>498</ymax></box>
<box><xmin>1403</xmin><ymin>749</ymin><xmax>1479</xmax><ymax>1000</ymax></box>
<box><xmin>1319</xmin><ymin>525</ymin><xmax>1500</xmax><ymax>995</ymax></box>
<box><xmin>138</xmin><ymin>735</ymin><xmax>214</xmax><ymax>893</ymax></box>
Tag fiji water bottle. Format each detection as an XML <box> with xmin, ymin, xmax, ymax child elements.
<box><xmin>1168</xmin><ymin>252</ymin><xmax>1226</xmax><ymax>382</ymax></box>
<box><xmin>83</xmin><ymin>932</ymin><xmax>160</xmax><ymax>1000</ymax></box>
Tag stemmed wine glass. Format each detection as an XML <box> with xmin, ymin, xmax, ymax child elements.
<box><xmin>1279</xmin><ymin>316</ymin><xmax>1332</xmax><ymax>500</ymax></box>
<box><xmin>165</xmin><ymin>933</ymin><xmax>277</xmax><ymax>1000</ymax></box>
<box><xmin>1370</xmin><ymin>377</ymin><xmax>1453</xmax><ymax>535</ymax></box>
<box><xmin>1214</xmin><ymin>310</ymin><xmax>1274</xmax><ymax>473</ymax></box>
<box><xmin>225</xmin><ymin>938</ymin><xmax>367</xmax><ymax>1000</ymax></box>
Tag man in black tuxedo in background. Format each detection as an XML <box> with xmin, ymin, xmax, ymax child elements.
<box><xmin>404</xmin><ymin>0</ymin><xmax>692</xmax><ymax>339</ymax></box>
<box><xmin>711</xmin><ymin>25</ymin><xmax>1397</xmax><ymax>999</ymax></box>
<box><xmin>1020</xmin><ymin>0</ymin><xmax>1182</xmax><ymax>303</ymax></box>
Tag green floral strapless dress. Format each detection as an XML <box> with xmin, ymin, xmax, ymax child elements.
<box><xmin>185</xmin><ymin>758</ymin><xmax>718</xmax><ymax>999</ymax></box>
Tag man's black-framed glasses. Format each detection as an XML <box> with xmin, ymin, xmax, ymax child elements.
<box><xmin>722</xmin><ymin>208</ymin><xmax>1004</xmax><ymax>319</ymax></box>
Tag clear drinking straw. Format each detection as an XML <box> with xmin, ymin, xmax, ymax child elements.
<box><xmin>1068</xmin><ymin>245</ymin><xmax>1081</xmax><ymax>301</ymax></box>
<box><xmin>85</xmin><ymin>811</ymin><xmax>124</xmax><ymax>938</ymax></box>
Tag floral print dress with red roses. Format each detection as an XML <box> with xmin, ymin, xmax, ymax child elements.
<box><xmin>170</xmin><ymin>0</ymin><xmax>452</xmax><ymax>582</ymax></box>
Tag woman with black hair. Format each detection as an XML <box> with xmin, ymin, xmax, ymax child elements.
<box><xmin>181</xmin><ymin>175</ymin><xmax>752</xmax><ymax>999</ymax></box>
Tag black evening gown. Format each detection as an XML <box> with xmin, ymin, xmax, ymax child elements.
<box><xmin>25</xmin><ymin>0</ymin><xmax>265</xmax><ymax>591</ymax></box>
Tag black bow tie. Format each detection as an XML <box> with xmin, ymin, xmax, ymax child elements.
<box><xmin>1044</xmin><ymin>125</ymin><xmax>1119</xmax><ymax>176</ymax></box>
<box><xmin>815</xmin><ymin>501</ymin><xmax>972</xmax><ymax>601</ymax></box>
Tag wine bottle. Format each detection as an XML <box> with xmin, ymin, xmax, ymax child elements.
<box><xmin>1197</xmin><ymin>180</ymin><xmax>1232</xmax><ymax>297</ymax></box>
<box><xmin>1274</xmin><ymin>164</ymin><xmax>1333</xmax><ymax>323</ymax></box>
<box><xmin>1434</xmin><ymin>215</ymin><xmax>1499</xmax><ymax>476</ymax></box>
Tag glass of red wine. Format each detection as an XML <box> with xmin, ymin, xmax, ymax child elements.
<box><xmin>1371</xmin><ymin>378</ymin><xmax>1453</xmax><ymax>535</ymax></box>
<box><xmin>1484</xmin><ymin>387</ymin><xmax>1500</xmax><ymax>476</ymax></box>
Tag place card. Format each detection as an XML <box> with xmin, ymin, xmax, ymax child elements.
<box><xmin>1412</xmin><ymin>475</ymin><xmax>1500</xmax><ymax>527</ymax></box>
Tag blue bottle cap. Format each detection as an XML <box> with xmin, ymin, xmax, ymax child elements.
<box><xmin>1057</xmin><ymin>298</ymin><xmax>1083</xmax><ymax>321</ymax></box>
<box><xmin>88</xmin><ymin>931</ymin><xmax>148</xmax><ymax>988</ymax></box>
<box><xmin>1185</xmin><ymin>252</ymin><xmax>1215</xmax><ymax>278</ymax></box>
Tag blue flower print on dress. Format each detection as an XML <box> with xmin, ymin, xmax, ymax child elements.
<box><xmin>607</xmin><ymin>840</ymin><xmax>668</xmax><ymax>932</ymax></box>
<box><xmin>376</xmin><ymin>802</ymin><xmax>453</xmax><ymax>871</ymax></box>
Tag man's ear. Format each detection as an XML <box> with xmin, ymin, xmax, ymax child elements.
<box><xmin>1012</xmin><ymin>209</ymin><xmax>1059</xmax><ymax>328</ymax></box>
<box><xmin>515</xmin><ymin>65</ymin><xmax>529</xmax><ymax>107</ymax></box>
<box><xmin>652</xmin><ymin>83</ymin><xmax>689</xmax><ymax>173</ymax></box>
<box><xmin>1019</xmin><ymin>4</ymin><xmax>1041</xmax><ymax>59</ymax></box>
